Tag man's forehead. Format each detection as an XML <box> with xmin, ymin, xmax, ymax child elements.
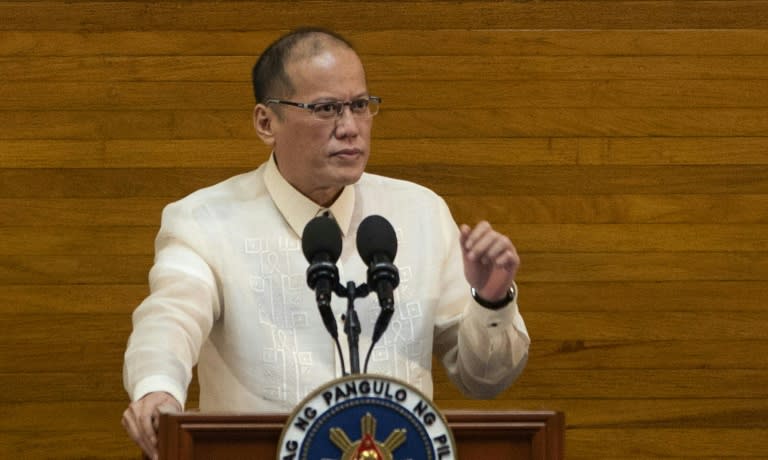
<box><xmin>283</xmin><ymin>44</ymin><xmax>365</xmax><ymax>93</ymax></box>
<box><xmin>287</xmin><ymin>35</ymin><xmax>354</xmax><ymax>64</ymax></box>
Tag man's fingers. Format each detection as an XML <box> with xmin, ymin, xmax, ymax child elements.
<box><xmin>496</xmin><ymin>249</ymin><xmax>520</xmax><ymax>272</ymax></box>
<box><xmin>142</xmin><ymin>411</ymin><xmax>157</xmax><ymax>445</ymax></box>
<box><xmin>158</xmin><ymin>402</ymin><xmax>181</xmax><ymax>414</ymax></box>
<box><xmin>123</xmin><ymin>394</ymin><xmax>182</xmax><ymax>460</ymax></box>
<box><xmin>138</xmin><ymin>411</ymin><xmax>157</xmax><ymax>456</ymax></box>
<box><xmin>123</xmin><ymin>407</ymin><xmax>156</xmax><ymax>459</ymax></box>
<box><xmin>488</xmin><ymin>238</ymin><xmax>518</xmax><ymax>267</ymax></box>
<box><xmin>462</xmin><ymin>223</ymin><xmax>493</xmax><ymax>261</ymax></box>
<box><xmin>151</xmin><ymin>412</ymin><xmax>160</xmax><ymax>432</ymax></box>
<box><xmin>466</xmin><ymin>229</ymin><xmax>512</xmax><ymax>264</ymax></box>
<box><xmin>462</xmin><ymin>221</ymin><xmax>491</xmax><ymax>251</ymax></box>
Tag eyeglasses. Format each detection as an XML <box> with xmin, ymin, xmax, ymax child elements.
<box><xmin>265</xmin><ymin>96</ymin><xmax>381</xmax><ymax>120</ymax></box>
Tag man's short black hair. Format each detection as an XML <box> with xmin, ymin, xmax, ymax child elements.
<box><xmin>251</xmin><ymin>27</ymin><xmax>356</xmax><ymax>104</ymax></box>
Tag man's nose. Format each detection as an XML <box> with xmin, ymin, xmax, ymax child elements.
<box><xmin>334</xmin><ymin>107</ymin><xmax>360</xmax><ymax>137</ymax></box>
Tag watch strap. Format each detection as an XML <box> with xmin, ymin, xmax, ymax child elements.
<box><xmin>471</xmin><ymin>285</ymin><xmax>516</xmax><ymax>310</ymax></box>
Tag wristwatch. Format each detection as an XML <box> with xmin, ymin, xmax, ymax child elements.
<box><xmin>471</xmin><ymin>285</ymin><xmax>516</xmax><ymax>310</ymax></box>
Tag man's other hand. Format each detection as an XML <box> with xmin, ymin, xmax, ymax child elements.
<box><xmin>460</xmin><ymin>221</ymin><xmax>520</xmax><ymax>302</ymax></box>
<box><xmin>122</xmin><ymin>391</ymin><xmax>181</xmax><ymax>460</ymax></box>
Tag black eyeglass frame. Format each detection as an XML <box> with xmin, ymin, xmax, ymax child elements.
<box><xmin>265</xmin><ymin>96</ymin><xmax>381</xmax><ymax>120</ymax></box>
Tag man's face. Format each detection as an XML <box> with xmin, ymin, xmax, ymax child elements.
<box><xmin>266</xmin><ymin>45</ymin><xmax>372</xmax><ymax>205</ymax></box>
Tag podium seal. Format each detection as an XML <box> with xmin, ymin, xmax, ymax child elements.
<box><xmin>278</xmin><ymin>374</ymin><xmax>457</xmax><ymax>459</ymax></box>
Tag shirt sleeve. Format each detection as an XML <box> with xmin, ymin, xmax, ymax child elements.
<box><xmin>122</xmin><ymin>200</ymin><xmax>221</xmax><ymax>408</ymax></box>
<box><xmin>431</xmin><ymin>198</ymin><xmax>530</xmax><ymax>399</ymax></box>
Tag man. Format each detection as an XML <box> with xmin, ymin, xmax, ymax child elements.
<box><xmin>122</xmin><ymin>28</ymin><xmax>529</xmax><ymax>459</ymax></box>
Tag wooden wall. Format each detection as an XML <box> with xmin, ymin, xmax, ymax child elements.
<box><xmin>2</xmin><ymin>1</ymin><xmax>768</xmax><ymax>458</ymax></box>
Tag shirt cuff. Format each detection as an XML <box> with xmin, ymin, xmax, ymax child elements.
<box><xmin>132</xmin><ymin>375</ymin><xmax>187</xmax><ymax>410</ymax></box>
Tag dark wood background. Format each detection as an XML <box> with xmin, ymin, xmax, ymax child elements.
<box><xmin>1</xmin><ymin>1</ymin><xmax>767</xmax><ymax>458</ymax></box>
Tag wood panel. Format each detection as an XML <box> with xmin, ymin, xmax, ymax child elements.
<box><xmin>2</xmin><ymin>29</ymin><xmax>768</xmax><ymax>57</ymax></box>
<box><xmin>2</xmin><ymin>224</ymin><xmax>768</xmax><ymax>254</ymax></box>
<box><xmin>2</xmin><ymin>165</ymin><xmax>768</xmax><ymax>199</ymax></box>
<box><xmin>3</xmin><ymin>368</ymin><xmax>768</xmax><ymax>403</ymax></box>
<box><xmin>3</xmin><ymin>281</ymin><xmax>768</xmax><ymax>314</ymax></box>
<box><xmin>5</xmin><ymin>56</ymin><xmax>768</xmax><ymax>81</ymax></box>
<box><xmin>564</xmin><ymin>428</ymin><xmax>768</xmax><ymax>458</ymax></box>
<box><xmin>6</xmin><ymin>136</ymin><xmax>768</xmax><ymax>168</ymax></box>
<box><xmin>1</xmin><ymin>1</ymin><xmax>767</xmax><ymax>459</ymax></box>
<box><xmin>4</xmin><ymin>109</ymin><xmax>768</xmax><ymax>140</ymax></box>
<box><xmin>3</xmin><ymin>251</ymin><xmax>768</xmax><ymax>284</ymax></box>
<box><xmin>2</xmin><ymin>194</ymin><xmax>768</xmax><ymax>226</ymax></box>
<box><xmin>3</xmin><ymin>2</ymin><xmax>768</xmax><ymax>31</ymax></box>
<box><xmin>4</xmin><ymin>313</ymin><xmax>768</xmax><ymax>370</ymax></box>
<box><xmin>3</xmin><ymin>398</ymin><xmax>768</xmax><ymax>431</ymax></box>
<box><xmin>3</xmin><ymin>80</ymin><xmax>768</xmax><ymax>110</ymax></box>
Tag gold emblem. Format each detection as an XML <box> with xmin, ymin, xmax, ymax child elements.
<box><xmin>330</xmin><ymin>413</ymin><xmax>407</xmax><ymax>460</ymax></box>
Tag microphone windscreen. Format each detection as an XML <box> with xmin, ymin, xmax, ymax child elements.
<box><xmin>356</xmin><ymin>215</ymin><xmax>397</xmax><ymax>264</ymax></box>
<box><xmin>302</xmin><ymin>216</ymin><xmax>343</xmax><ymax>263</ymax></box>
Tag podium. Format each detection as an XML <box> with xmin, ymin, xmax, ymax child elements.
<box><xmin>155</xmin><ymin>410</ymin><xmax>564</xmax><ymax>459</ymax></box>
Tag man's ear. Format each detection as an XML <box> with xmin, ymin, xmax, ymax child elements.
<box><xmin>253</xmin><ymin>104</ymin><xmax>276</xmax><ymax>146</ymax></box>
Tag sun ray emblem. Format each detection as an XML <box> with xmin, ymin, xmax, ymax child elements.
<box><xmin>330</xmin><ymin>413</ymin><xmax>407</xmax><ymax>460</ymax></box>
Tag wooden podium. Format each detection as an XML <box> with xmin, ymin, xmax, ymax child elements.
<box><xmin>156</xmin><ymin>410</ymin><xmax>564</xmax><ymax>459</ymax></box>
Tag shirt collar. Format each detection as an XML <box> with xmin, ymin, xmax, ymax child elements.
<box><xmin>263</xmin><ymin>153</ymin><xmax>355</xmax><ymax>237</ymax></box>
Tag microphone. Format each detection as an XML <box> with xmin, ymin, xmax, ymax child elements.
<box><xmin>302</xmin><ymin>216</ymin><xmax>343</xmax><ymax>339</ymax></box>
<box><xmin>356</xmin><ymin>215</ymin><xmax>400</xmax><ymax>343</ymax></box>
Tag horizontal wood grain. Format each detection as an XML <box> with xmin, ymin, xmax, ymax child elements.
<box><xmin>0</xmin><ymin>168</ymin><xmax>246</xmax><ymax>199</ymax></box>
<box><xmin>0</xmin><ymin>226</ymin><xmax>157</xmax><ymax>255</ymax></box>
<box><xmin>437</xmin><ymin>398</ymin><xmax>768</xmax><ymax>430</ymax></box>
<box><xmin>0</xmin><ymin>254</ymin><xmax>153</xmax><ymax>284</ymax></box>
<box><xmin>446</xmin><ymin>194</ymin><xmax>768</xmax><ymax>224</ymax></box>
<box><xmin>1</xmin><ymin>401</ymin><xmax>766</xmax><ymax>459</ymax></box>
<box><xmin>0</xmin><ymin>284</ymin><xmax>148</xmax><ymax>313</ymax></box>
<box><xmin>0</xmin><ymin>198</ymin><xmax>168</xmax><ymax>226</ymax></box>
<box><xmin>3</xmin><ymin>30</ymin><xmax>768</xmax><ymax>57</ymax></box>
<box><xmin>0</xmin><ymin>432</ymin><xmax>138</xmax><ymax>459</ymax></box>
<box><xmin>523</xmin><ymin>312</ymin><xmax>768</xmax><ymax>340</ymax></box>
<box><xmin>4</xmin><ymin>398</ymin><xmax>768</xmax><ymax>431</ymax></box>
<box><xmin>2</xmin><ymin>251</ymin><xmax>768</xmax><ymax>284</ymax></box>
<box><xmin>574</xmin><ymin>137</ymin><xmax>768</xmax><ymax>165</ymax></box>
<box><xmin>2</xmin><ymin>194</ymin><xmax>767</xmax><ymax>226</ymax></box>
<box><xmin>521</xmin><ymin>281</ymin><xmax>768</xmax><ymax>312</ymax></box>
<box><xmin>367</xmin><ymin>56</ymin><xmax>768</xmax><ymax>81</ymax></box>
<box><xmin>529</xmin><ymin>340</ymin><xmax>768</xmax><ymax>369</ymax></box>
<box><xmin>434</xmin><ymin>368</ymin><xmax>768</xmax><ymax>399</ymax></box>
<box><xmin>9</xmin><ymin>429</ymin><xmax>767</xmax><ymax>460</ymax></box>
<box><xmin>4</xmin><ymin>336</ymin><xmax>766</xmax><ymax>372</ymax></box>
<box><xmin>505</xmin><ymin>224</ymin><xmax>768</xmax><ymax>252</ymax></box>
<box><xmin>3</xmin><ymin>312</ymin><xmax>767</xmax><ymax>362</ymax></box>
<box><xmin>0</xmin><ymin>402</ymin><xmax>133</xmax><ymax>432</ymax></box>
<box><xmin>518</xmin><ymin>252</ymin><xmax>768</xmax><ymax>282</ymax></box>
<box><xmin>564</xmin><ymin>428</ymin><xmax>768</xmax><ymax>458</ymax></box>
<box><xmin>6</xmin><ymin>136</ymin><xmax>768</xmax><ymax>168</ymax></box>
<box><xmin>5</xmin><ymin>56</ymin><xmax>768</xmax><ymax>81</ymax></box>
<box><xmin>2</xmin><ymin>280</ymin><xmax>766</xmax><ymax>314</ymax></box>
<box><xmin>371</xmin><ymin>165</ymin><xmax>768</xmax><ymax>196</ymax></box>
<box><xmin>5</xmin><ymin>429</ymin><xmax>765</xmax><ymax>460</ymax></box>
<box><xmin>3</xmin><ymin>2</ymin><xmax>768</xmax><ymax>31</ymax></box>
<box><xmin>4</xmin><ymin>368</ymin><xmax>767</xmax><ymax>403</ymax></box>
<box><xmin>2</xmin><ymin>166</ymin><xmax>768</xmax><ymax>198</ymax></box>
<box><xmin>1</xmin><ymin>224</ymin><xmax>766</xmax><ymax>255</ymax></box>
<box><xmin>0</xmin><ymin>329</ymin><xmax>129</xmax><ymax>374</ymax></box>
<box><xmin>3</xmin><ymin>80</ymin><xmax>767</xmax><ymax>110</ymax></box>
<box><xmin>4</xmin><ymin>109</ymin><xmax>768</xmax><ymax>141</ymax></box>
